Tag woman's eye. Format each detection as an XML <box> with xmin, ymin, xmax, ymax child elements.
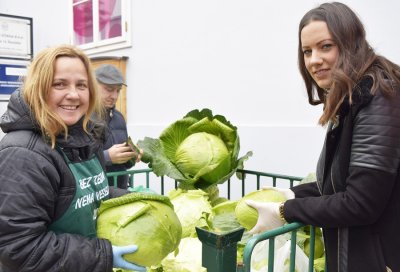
<box><xmin>53</xmin><ymin>82</ymin><xmax>65</xmax><ymax>89</ymax></box>
<box><xmin>77</xmin><ymin>82</ymin><xmax>88</xmax><ymax>90</ymax></box>
<box><xmin>303</xmin><ymin>49</ymin><xmax>311</xmax><ymax>55</ymax></box>
<box><xmin>322</xmin><ymin>43</ymin><xmax>333</xmax><ymax>50</ymax></box>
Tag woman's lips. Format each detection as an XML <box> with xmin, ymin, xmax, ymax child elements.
<box><xmin>60</xmin><ymin>105</ymin><xmax>79</xmax><ymax>111</ymax></box>
<box><xmin>313</xmin><ymin>69</ymin><xmax>330</xmax><ymax>79</ymax></box>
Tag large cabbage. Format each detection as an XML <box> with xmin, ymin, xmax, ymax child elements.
<box><xmin>175</xmin><ymin>132</ymin><xmax>231</xmax><ymax>184</ymax></box>
<box><xmin>97</xmin><ymin>193</ymin><xmax>182</xmax><ymax>267</ymax></box>
<box><xmin>138</xmin><ymin>108</ymin><xmax>252</xmax><ymax>189</ymax></box>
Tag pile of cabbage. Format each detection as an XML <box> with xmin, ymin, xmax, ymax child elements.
<box><xmin>102</xmin><ymin>185</ymin><xmax>324</xmax><ymax>272</ymax></box>
<box><xmin>143</xmin><ymin>186</ymin><xmax>325</xmax><ymax>272</ymax></box>
<box><xmin>138</xmin><ymin>108</ymin><xmax>252</xmax><ymax>191</ymax></box>
<box><xmin>105</xmin><ymin>109</ymin><xmax>326</xmax><ymax>271</ymax></box>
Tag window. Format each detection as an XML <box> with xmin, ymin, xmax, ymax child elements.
<box><xmin>71</xmin><ymin>0</ymin><xmax>131</xmax><ymax>54</ymax></box>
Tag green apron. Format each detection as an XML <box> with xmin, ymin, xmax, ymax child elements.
<box><xmin>49</xmin><ymin>148</ymin><xmax>110</xmax><ymax>238</ymax></box>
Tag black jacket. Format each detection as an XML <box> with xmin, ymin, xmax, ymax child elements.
<box><xmin>285</xmin><ymin>77</ymin><xmax>400</xmax><ymax>272</ymax></box>
<box><xmin>103</xmin><ymin>108</ymin><xmax>133</xmax><ymax>188</ymax></box>
<box><xmin>0</xmin><ymin>90</ymin><xmax>126</xmax><ymax>272</ymax></box>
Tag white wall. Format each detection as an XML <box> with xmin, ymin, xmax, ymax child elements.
<box><xmin>0</xmin><ymin>0</ymin><xmax>70</xmax><ymax>51</ymax></box>
<box><xmin>2</xmin><ymin>0</ymin><xmax>400</xmax><ymax>177</ymax></box>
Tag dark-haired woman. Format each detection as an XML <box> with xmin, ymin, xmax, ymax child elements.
<box><xmin>247</xmin><ymin>2</ymin><xmax>400</xmax><ymax>271</ymax></box>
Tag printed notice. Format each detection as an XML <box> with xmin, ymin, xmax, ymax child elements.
<box><xmin>0</xmin><ymin>14</ymin><xmax>32</xmax><ymax>59</ymax></box>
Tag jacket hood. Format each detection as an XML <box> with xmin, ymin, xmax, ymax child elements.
<box><xmin>0</xmin><ymin>89</ymin><xmax>39</xmax><ymax>134</ymax></box>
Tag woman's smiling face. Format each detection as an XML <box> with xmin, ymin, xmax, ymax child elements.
<box><xmin>47</xmin><ymin>57</ymin><xmax>90</xmax><ymax>126</ymax></box>
<box><xmin>301</xmin><ymin>20</ymin><xmax>339</xmax><ymax>90</ymax></box>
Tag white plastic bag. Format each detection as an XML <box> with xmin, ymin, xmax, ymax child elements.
<box><xmin>274</xmin><ymin>240</ymin><xmax>313</xmax><ymax>272</ymax></box>
<box><xmin>251</xmin><ymin>235</ymin><xmax>313</xmax><ymax>272</ymax></box>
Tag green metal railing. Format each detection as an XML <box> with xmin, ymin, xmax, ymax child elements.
<box><xmin>242</xmin><ymin>223</ymin><xmax>316</xmax><ymax>272</ymax></box>
<box><xmin>106</xmin><ymin>168</ymin><xmax>318</xmax><ymax>272</ymax></box>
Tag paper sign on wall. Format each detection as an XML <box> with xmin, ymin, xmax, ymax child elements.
<box><xmin>0</xmin><ymin>13</ymin><xmax>33</xmax><ymax>60</ymax></box>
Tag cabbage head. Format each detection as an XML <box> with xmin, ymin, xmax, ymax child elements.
<box><xmin>235</xmin><ymin>188</ymin><xmax>287</xmax><ymax>230</ymax></box>
<box><xmin>175</xmin><ymin>132</ymin><xmax>231</xmax><ymax>184</ymax></box>
<box><xmin>97</xmin><ymin>192</ymin><xmax>182</xmax><ymax>267</ymax></box>
<box><xmin>138</xmin><ymin>108</ymin><xmax>252</xmax><ymax>189</ymax></box>
<box><xmin>168</xmin><ymin>188</ymin><xmax>212</xmax><ymax>238</ymax></box>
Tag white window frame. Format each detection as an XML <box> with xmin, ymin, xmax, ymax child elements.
<box><xmin>69</xmin><ymin>0</ymin><xmax>131</xmax><ymax>55</ymax></box>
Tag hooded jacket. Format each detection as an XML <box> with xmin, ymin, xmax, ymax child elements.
<box><xmin>284</xmin><ymin>77</ymin><xmax>400</xmax><ymax>272</ymax></box>
<box><xmin>0</xmin><ymin>90</ymin><xmax>126</xmax><ymax>272</ymax></box>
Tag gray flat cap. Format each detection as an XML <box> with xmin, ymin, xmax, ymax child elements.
<box><xmin>95</xmin><ymin>64</ymin><xmax>127</xmax><ymax>86</ymax></box>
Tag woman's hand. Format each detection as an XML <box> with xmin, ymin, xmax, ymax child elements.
<box><xmin>112</xmin><ymin>245</ymin><xmax>146</xmax><ymax>271</ymax></box>
<box><xmin>245</xmin><ymin>201</ymin><xmax>284</xmax><ymax>234</ymax></box>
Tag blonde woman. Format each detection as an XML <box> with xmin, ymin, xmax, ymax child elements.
<box><xmin>0</xmin><ymin>45</ymin><xmax>145</xmax><ymax>271</ymax></box>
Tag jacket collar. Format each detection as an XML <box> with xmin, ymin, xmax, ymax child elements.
<box><xmin>339</xmin><ymin>76</ymin><xmax>374</xmax><ymax>117</ymax></box>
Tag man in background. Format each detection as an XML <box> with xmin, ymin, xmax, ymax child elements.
<box><xmin>95</xmin><ymin>64</ymin><xmax>140</xmax><ymax>189</ymax></box>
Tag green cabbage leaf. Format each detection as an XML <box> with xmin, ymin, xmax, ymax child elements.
<box><xmin>208</xmin><ymin>200</ymin><xmax>241</xmax><ymax>233</ymax></box>
<box><xmin>158</xmin><ymin>237</ymin><xmax>207</xmax><ymax>272</ymax></box>
<box><xmin>168</xmin><ymin>188</ymin><xmax>212</xmax><ymax>238</ymax></box>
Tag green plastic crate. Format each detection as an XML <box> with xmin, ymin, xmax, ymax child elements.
<box><xmin>106</xmin><ymin>168</ymin><xmax>319</xmax><ymax>272</ymax></box>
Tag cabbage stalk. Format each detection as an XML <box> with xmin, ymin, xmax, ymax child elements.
<box><xmin>96</xmin><ymin>193</ymin><xmax>182</xmax><ymax>267</ymax></box>
<box><xmin>138</xmin><ymin>108</ymin><xmax>252</xmax><ymax>189</ymax></box>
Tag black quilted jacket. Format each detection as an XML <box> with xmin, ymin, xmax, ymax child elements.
<box><xmin>0</xmin><ymin>90</ymin><xmax>126</xmax><ymax>272</ymax></box>
<box><xmin>285</xmin><ymin>77</ymin><xmax>400</xmax><ymax>272</ymax></box>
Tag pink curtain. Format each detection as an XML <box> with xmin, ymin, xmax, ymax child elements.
<box><xmin>74</xmin><ymin>0</ymin><xmax>119</xmax><ymax>43</ymax></box>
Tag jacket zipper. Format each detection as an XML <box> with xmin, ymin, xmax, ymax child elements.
<box><xmin>330</xmin><ymin>144</ymin><xmax>340</xmax><ymax>272</ymax></box>
<box><xmin>337</xmin><ymin>229</ymin><xmax>341</xmax><ymax>272</ymax></box>
<box><xmin>330</xmin><ymin>169</ymin><xmax>337</xmax><ymax>195</ymax></box>
<box><xmin>316</xmin><ymin>177</ymin><xmax>323</xmax><ymax>195</ymax></box>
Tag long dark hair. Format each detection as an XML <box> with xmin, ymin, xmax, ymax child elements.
<box><xmin>298</xmin><ymin>2</ymin><xmax>400</xmax><ymax>125</ymax></box>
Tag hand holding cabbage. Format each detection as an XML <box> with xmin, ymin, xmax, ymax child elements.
<box><xmin>245</xmin><ymin>201</ymin><xmax>283</xmax><ymax>234</ymax></box>
<box><xmin>235</xmin><ymin>187</ymin><xmax>294</xmax><ymax>233</ymax></box>
<box><xmin>244</xmin><ymin>187</ymin><xmax>295</xmax><ymax>233</ymax></box>
<box><xmin>112</xmin><ymin>245</ymin><xmax>146</xmax><ymax>271</ymax></box>
<box><xmin>97</xmin><ymin>193</ymin><xmax>182</xmax><ymax>268</ymax></box>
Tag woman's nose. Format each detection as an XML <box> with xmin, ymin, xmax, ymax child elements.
<box><xmin>66</xmin><ymin>86</ymin><xmax>80</xmax><ymax>98</ymax></box>
<box><xmin>310</xmin><ymin>51</ymin><xmax>323</xmax><ymax>65</ymax></box>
